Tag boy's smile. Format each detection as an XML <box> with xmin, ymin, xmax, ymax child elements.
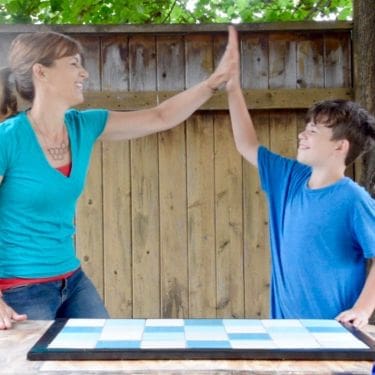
<box><xmin>297</xmin><ymin>121</ymin><xmax>343</xmax><ymax>167</ymax></box>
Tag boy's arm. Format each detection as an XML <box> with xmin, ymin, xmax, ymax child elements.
<box><xmin>336</xmin><ymin>258</ymin><xmax>375</xmax><ymax>328</ymax></box>
<box><xmin>226</xmin><ymin>28</ymin><xmax>259</xmax><ymax>167</ymax></box>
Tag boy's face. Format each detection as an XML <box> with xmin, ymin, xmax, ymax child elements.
<box><xmin>297</xmin><ymin>121</ymin><xmax>344</xmax><ymax>167</ymax></box>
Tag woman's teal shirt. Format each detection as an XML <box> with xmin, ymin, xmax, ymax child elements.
<box><xmin>0</xmin><ymin>109</ymin><xmax>108</xmax><ymax>278</ymax></box>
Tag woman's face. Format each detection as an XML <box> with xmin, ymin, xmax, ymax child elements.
<box><xmin>37</xmin><ymin>54</ymin><xmax>89</xmax><ymax>107</ymax></box>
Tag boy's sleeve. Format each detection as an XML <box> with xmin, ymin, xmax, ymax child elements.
<box><xmin>258</xmin><ymin>146</ymin><xmax>300</xmax><ymax>194</ymax></box>
<box><xmin>353</xmin><ymin>196</ymin><xmax>375</xmax><ymax>259</ymax></box>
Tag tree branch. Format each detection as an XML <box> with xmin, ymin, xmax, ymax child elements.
<box><xmin>161</xmin><ymin>0</ymin><xmax>177</xmax><ymax>23</ymax></box>
<box><xmin>305</xmin><ymin>0</ymin><xmax>332</xmax><ymax>20</ymax></box>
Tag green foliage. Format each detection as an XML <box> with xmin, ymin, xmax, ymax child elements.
<box><xmin>0</xmin><ymin>0</ymin><xmax>353</xmax><ymax>24</ymax></box>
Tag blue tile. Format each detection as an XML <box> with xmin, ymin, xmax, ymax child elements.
<box><xmin>144</xmin><ymin>326</ymin><xmax>184</xmax><ymax>333</ymax></box>
<box><xmin>62</xmin><ymin>326</ymin><xmax>103</xmax><ymax>334</ymax></box>
<box><xmin>307</xmin><ymin>326</ymin><xmax>347</xmax><ymax>333</ymax></box>
<box><xmin>96</xmin><ymin>340</ymin><xmax>141</xmax><ymax>349</ymax></box>
<box><xmin>186</xmin><ymin>340</ymin><xmax>231</xmax><ymax>349</ymax></box>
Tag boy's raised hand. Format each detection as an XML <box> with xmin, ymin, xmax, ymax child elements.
<box><xmin>206</xmin><ymin>25</ymin><xmax>240</xmax><ymax>91</ymax></box>
<box><xmin>225</xmin><ymin>26</ymin><xmax>241</xmax><ymax>92</ymax></box>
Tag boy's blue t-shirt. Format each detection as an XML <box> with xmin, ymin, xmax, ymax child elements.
<box><xmin>0</xmin><ymin>109</ymin><xmax>108</xmax><ymax>278</ymax></box>
<box><xmin>258</xmin><ymin>146</ymin><xmax>375</xmax><ymax>319</ymax></box>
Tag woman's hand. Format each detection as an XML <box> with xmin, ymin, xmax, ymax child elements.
<box><xmin>206</xmin><ymin>26</ymin><xmax>240</xmax><ymax>92</ymax></box>
<box><xmin>0</xmin><ymin>296</ymin><xmax>27</xmax><ymax>330</ymax></box>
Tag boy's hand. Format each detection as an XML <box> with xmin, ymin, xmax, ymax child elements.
<box><xmin>0</xmin><ymin>297</ymin><xmax>27</xmax><ymax>330</ymax></box>
<box><xmin>224</xmin><ymin>26</ymin><xmax>241</xmax><ymax>93</ymax></box>
<box><xmin>206</xmin><ymin>25</ymin><xmax>240</xmax><ymax>91</ymax></box>
<box><xmin>336</xmin><ymin>308</ymin><xmax>369</xmax><ymax>329</ymax></box>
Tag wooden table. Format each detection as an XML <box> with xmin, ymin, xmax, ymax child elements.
<box><xmin>1</xmin><ymin>320</ymin><xmax>374</xmax><ymax>374</ymax></box>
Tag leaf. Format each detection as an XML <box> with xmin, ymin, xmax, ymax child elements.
<box><xmin>0</xmin><ymin>0</ymin><xmax>353</xmax><ymax>24</ymax></box>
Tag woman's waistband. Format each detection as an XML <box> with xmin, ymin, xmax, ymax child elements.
<box><xmin>0</xmin><ymin>267</ymin><xmax>80</xmax><ymax>293</ymax></box>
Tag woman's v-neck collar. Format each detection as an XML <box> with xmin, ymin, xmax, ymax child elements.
<box><xmin>23</xmin><ymin>110</ymin><xmax>74</xmax><ymax>179</ymax></box>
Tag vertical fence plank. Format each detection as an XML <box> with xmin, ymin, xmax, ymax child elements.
<box><xmin>214</xmin><ymin>112</ymin><xmax>244</xmax><ymax>318</ymax></box>
<box><xmin>75</xmin><ymin>37</ymin><xmax>104</xmax><ymax>296</ymax></box>
<box><xmin>241</xmin><ymin>33</ymin><xmax>271</xmax><ymax>318</ymax></box>
<box><xmin>129</xmin><ymin>35</ymin><xmax>160</xmax><ymax>318</ymax></box>
<box><xmin>324</xmin><ymin>32</ymin><xmax>352</xmax><ymax>88</ymax></box>
<box><xmin>101</xmin><ymin>35</ymin><xmax>129</xmax><ymax>92</ymax></box>
<box><xmin>241</xmin><ymin>33</ymin><xmax>269</xmax><ymax>89</ymax></box>
<box><xmin>102</xmin><ymin>141</ymin><xmax>132</xmax><ymax>317</ymax></box>
<box><xmin>269</xmin><ymin>33</ymin><xmax>297</xmax><ymax>89</ymax></box>
<box><xmin>185</xmin><ymin>34</ymin><xmax>216</xmax><ymax>317</ymax></box>
<box><xmin>186</xmin><ymin>114</ymin><xmax>216</xmax><ymax>317</ymax></box>
<box><xmin>101</xmin><ymin>36</ymin><xmax>132</xmax><ymax>317</ymax></box>
<box><xmin>213</xmin><ymin>34</ymin><xmax>244</xmax><ymax>318</ymax></box>
<box><xmin>297</xmin><ymin>34</ymin><xmax>324</xmax><ymax>89</ymax></box>
<box><xmin>243</xmin><ymin>113</ymin><xmax>271</xmax><ymax>318</ymax></box>
<box><xmin>157</xmin><ymin>35</ymin><xmax>189</xmax><ymax>318</ymax></box>
<box><xmin>269</xmin><ymin>33</ymin><xmax>298</xmax><ymax>157</ymax></box>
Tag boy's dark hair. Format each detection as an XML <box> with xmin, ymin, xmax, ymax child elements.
<box><xmin>306</xmin><ymin>99</ymin><xmax>375</xmax><ymax>166</ymax></box>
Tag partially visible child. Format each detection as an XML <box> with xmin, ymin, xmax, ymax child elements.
<box><xmin>226</xmin><ymin>27</ymin><xmax>375</xmax><ymax>328</ymax></box>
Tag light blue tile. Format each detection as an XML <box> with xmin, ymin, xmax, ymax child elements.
<box><xmin>96</xmin><ymin>340</ymin><xmax>141</xmax><ymax>349</ymax></box>
<box><xmin>228</xmin><ymin>333</ymin><xmax>272</xmax><ymax>341</ymax></box>
<box><xmin>187</xmin><ymin>340</ymin><xmax>231</xmax><ymax>349</ymax></box>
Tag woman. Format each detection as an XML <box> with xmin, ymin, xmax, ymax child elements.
<box><xmin>0</xmin><ymin>27</ymin><xmax>238</xmax><ymax>329</ymax></box>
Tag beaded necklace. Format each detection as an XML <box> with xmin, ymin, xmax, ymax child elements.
<box><xmin>29</xmin><ymin>114</ymin><xmax>69</xmax><ymax>161</ymax></box>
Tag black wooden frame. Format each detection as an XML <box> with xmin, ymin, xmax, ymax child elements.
<box><xmin>27</xmin><ymin>319</ymin><xmax>375</xmax><ymax>361</ymax></box>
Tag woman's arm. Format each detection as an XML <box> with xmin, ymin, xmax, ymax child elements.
<box><xmin>100</xmin><ymin>26</ymin><xmax>238</xmax><ymax>141</ymax></box>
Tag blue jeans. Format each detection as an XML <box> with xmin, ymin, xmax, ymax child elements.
<box><xmin>2</xmin><ymin>268</ymin><xmax>109</xmax><ymax>319</ymax></box>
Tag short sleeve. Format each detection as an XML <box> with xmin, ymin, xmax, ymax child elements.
<box><xmin>352</xmin><ymin>193</ymin><xmax>375</xmax><ymax>259</ymax></box>
<box><xmin>0</xmin><ymin>124</ymin><xmax>12</xmax><ymax>176</ymax></box>
<box><xmin>65</xmin><ymin>109</ymin><xmax>109</xmax><ymax>143</ymax></box>
<box><xmin>258</xmin><ymin>146</ymin><xmax>309</xmax><ymax>194</ymax></box>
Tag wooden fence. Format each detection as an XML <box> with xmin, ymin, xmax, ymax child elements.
<box><xmin>0</xmin><ymin>22</ymin><xmax>353</xmax><ymax>318</ymax></box>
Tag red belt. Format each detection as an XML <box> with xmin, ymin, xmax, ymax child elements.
<box><xmin>0</xmin><ymin>268</ymin><xmax>77</xmax><ymax>293</ymax></box>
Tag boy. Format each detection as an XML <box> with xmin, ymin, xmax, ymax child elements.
<box><xmin>226</xmin><ymin>27</ymin><xmax>375</xmax><ymax>327</ymax></box>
